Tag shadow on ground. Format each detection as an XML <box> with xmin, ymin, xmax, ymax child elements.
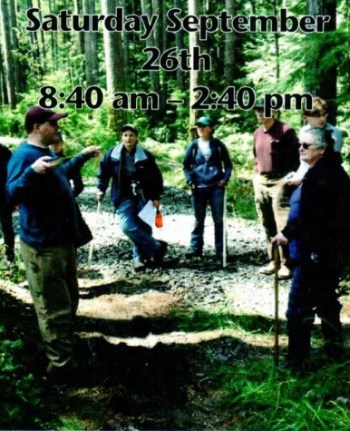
<box><xmin>2</xmin><ymin>286</ymin><xmax>350</xmax><ymax>430</ymax></box>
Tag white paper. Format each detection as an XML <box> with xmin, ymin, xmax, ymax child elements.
<box><xmin>138</xmin><ymin>200</ymin><xmax>157</xmax><ymax>227</ymax></box>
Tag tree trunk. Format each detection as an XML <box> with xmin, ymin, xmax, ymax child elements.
<box><xmin>140</xmin><ymin>0</ymin><xmax>161</xmax><ymax>114</ymax></box>
<box><xmin>174</xmin><ymin>0</ymin><xmax>185</xmax><ymax>90</ymax></box>
<box><xmin>306</xmin><ymin>0</ymin><xmax>337</xmax><ymax>124</ymax></box>
<box><xmin>121</xmin><ymin>0</ymin><xmax>130</xmax><ymax>84</ymax></box>
<box><xmin>224</xmin><ymin>0</ymin><xmax>235</xmax><ymax>85</ymax></box>
<box><xmin>272</xmin><ymin>0</ymin><xmax>280</xmax><ymax>82</ymax></box>
<box><xmin>74</xmin><ymin>0</ymin><xmax>85</xmax><ymax>55</ymax></box>
<box><xmin>101</xmin><ymin>0</ymin><xmax>127</xmax><ymax>130</ymax></box>
<box><xmin>0</xmin><ymin>44</ymin><xmax>7</xmax><ymax>105</ymax></box>
<box><xmin>188</xmin><ymin>0</ymin><xmax>199</xmax><ymax>132</ymax></box>
<box><xmin>0</xmin><ymin>0</ymin><xmax>16</xmax><ymax>107</ymax></box>
<box><xmin>83</xmin><ymin>0</ymin><xmax>99</xmax><ymax>85</ymax></box>
<box><xmin>26</xmin><ymin>0</ymin><xmax>43</xmax><ymax>77</ymax></box>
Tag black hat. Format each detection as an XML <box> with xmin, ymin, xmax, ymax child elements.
<box><xmin>25</xmin><ymin>106</ymin><xmax>68</xmax><ymax>132</ymax></box>
<box><xmin>121</xmin><ymin>124</ymin><xmax>138</xmax><ymax>135</ymax></box>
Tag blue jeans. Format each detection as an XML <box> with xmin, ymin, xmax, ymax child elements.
<box><xmin>116</xmin><ymin>197</ymin><xmax>158</xmax><ymax>261</ymax></box>
<box><xmin>190</xmin><ymin>185</ymin><xmax>225</xmax><ymax>255</ymax></box>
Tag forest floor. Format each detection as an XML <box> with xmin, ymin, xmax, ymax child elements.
<box><xmin>1</xmin><ymin>185</ymin><xmax>350</xmax><ymax>430</ymax></box>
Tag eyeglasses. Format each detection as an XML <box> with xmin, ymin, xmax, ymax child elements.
<box><xmin>299</xmin><ymin>142</ymin><xmax>317</xmax><ymax>149</ymax></box>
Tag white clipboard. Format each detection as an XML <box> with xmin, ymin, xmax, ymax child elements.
<box><xmin>138</xmin><ymin>200</ymin><xmax>157</xmax><ymax>227</ymax></box>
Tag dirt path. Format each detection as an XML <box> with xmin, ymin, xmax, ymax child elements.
<box><xmin>1</xmin><ymin>185</ymin><xmax>350</xmax><ymax>429</ymax></box>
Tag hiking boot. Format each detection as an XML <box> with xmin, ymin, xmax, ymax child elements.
<box><xmin>278</xmin><ymin>264</ymin><xmax>292</xmax><ymax>280</ymax></box>
<box><xmin>5</xmin><ymin>248</ymin><xmax>15</xmax><ymax>263</ymax></box>
<box><xmin>259</xmin><ymin>261</ymin><xmax>275</xmax><ymax>275</ymax></box>
<box><xmin>153</xmin><ymin>240</ymin><xmax>168</xmax><ymax>264</ymax></box>
<box><xmin>185</xmin><ymin>251</ymin><xmax>202</xmax><ymax>259</ymax></box>
<box><xmin>134</xmin><ymin>259</ymin><xmax>146</xmax><ymax>272</ymax></box>
<box><xmin>281</xmin><ymin>358</ymin><xmax>307</xmax><ymax>377</ymax></box>
<box><xmin>45</xmin><ymin>359</ymin><xmax>80</xmax><ymax>384</ymax></box>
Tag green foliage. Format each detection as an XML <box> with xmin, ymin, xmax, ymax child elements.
<box><xmin>214</xmin><ymin>357</ymin><xmax>350</xmax><ymax>431</ymax></box>
<box><xmin>0</xmin><ymin>326</ymin><xmax>45</xmax><ymax>429</ymax></box>
<box><xmin>168</xmin><ymin>308</ymin><xmax>274</xmax><ymax>335</ymax></box>
<box><xmin>0</xmin><ymin>245</ymin><xmax>27</xmax><ymax>284</ymax></box>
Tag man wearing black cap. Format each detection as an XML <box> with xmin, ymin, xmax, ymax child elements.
<box><xmin>97</xmin><ymin>124</ymin><xmax>166</xmax><ymax>271</ymax></box>
<box><xmin>253</xmin><ymin>100</ymin><xmax>299</xmax><ymax>279</ymax></box>
<box><xmin>7</xmin><ymin>106</ymin><xmax>100</xmax><ymax>382</ymax></box>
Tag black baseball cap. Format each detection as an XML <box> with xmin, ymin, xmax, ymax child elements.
<box><xmin>121</xmin><ymin>124</ymin><xmax>138</xmax><ymax>135</ymax></box>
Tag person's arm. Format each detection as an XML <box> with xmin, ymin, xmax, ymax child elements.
<box><xmin>7</xmin><ymin>154</ymin><xmax>57</xmax><ymax>204</ymax></box>
<box><xmin>285</xmin><ymin>160</ymin><xmax>309</xmax><ymax>186</ymax></box>
<box><xmin>146</xmin><ymin>152</ymin><xmax>164</xmax><ymax>201</ymax></box>
<box><xmin>96</xmin><ymin>149</ymin><xmax>114</xmax><ymax>201</ymax></box>
<box><xmin>285</xmin><ymin>128</ymin><xmax>300</xmax><ymax>172</ymax></box>
<box><xmin>71</xmin><ymin>171</ymin><xmax>84</xmax><ymax>197</ymax></box>
<box><xmin>183</xmin><ymin>142</ymin><xmax>196</xmax><ymax>187</ymax></box>
<box><xmin>63</xmin><ymin>146</ymin><xmax>100</xmax><ymax>178</ymax></box>
<box><xmin>219</xmin><ymin>141</ymin><xmax>233</xmax><ymax>185</ymax></box>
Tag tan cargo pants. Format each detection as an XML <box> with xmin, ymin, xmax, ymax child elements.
<box><xmin>20</xmin><ymin>239</ymin><xmax>79</xmax><ymax>367</ymax></box>
<box><xmin>253</xmin><ymin>174</ymin><xmax>293</xmax><ymax>265</ymax></box>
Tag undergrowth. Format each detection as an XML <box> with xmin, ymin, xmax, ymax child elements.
<box><xmin>212</xmin><ymin>357</ymin><xmax>350</xmax><ymax>431</ymax></box>
<box><xmin>0</xmin><ymin>324</ymin><xmax>58</xmax><ymax>430</ymax></box>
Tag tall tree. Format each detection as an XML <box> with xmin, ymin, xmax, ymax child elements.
<box><xmin>0</xmin><ymin>42</ymin><xmax>6</xmax><ymax>105</ymax></box>
<box><xmin>174</xmin><ymin>0</ymin><xmax>185</xmax><ymax>90</ymax></box>
<box><xmin>140</xmin><ymin>0</ymin><xmax>161</xmax><ymax>111</ymax></box>
<box><xmin>306</xmin><ymin>0</ymin><xmax>337</xmax><ymax>124</ymax></box>
<box><xmin>26</xmin><ymin>0</ymin><xmax>44</xmax><ymax>77</ymax></box>
<box><xmin>188</xmin><ymin>0</ymin><xmax>199</xmax><ymax>129</ymax></box>
<box><xmin>101</xmin><ymin>0</ymin><xmax>127</xmax><ymax>130</ymax></box>
<box><xmin>83</xmin><ymin>0</ymin><xmax>99</xmax><ymax>85</ymax></box>
<box><xmin>224</xmin><ymin>0</ymin><xmax>235</xmax><ymax>85</ymax></box>
<box><xmin>0</xmin><ymin>0</ymin><xmax>16</xmax><ymax>107</ymax></box>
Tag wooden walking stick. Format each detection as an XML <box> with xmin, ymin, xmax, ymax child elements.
<box><xmin>88</xmin><ymin>200</ymin><xmax>101</xmax><ymax>267</ymax></box>
<box><xmin>273</xmin><ymin>242</ymin><xmax>281</xmax><ymax>366</ymax></box>
<box><xmin>222</xmin><ymin>188</ymin><xmax>227</xmax><ymax>268</ymax></box>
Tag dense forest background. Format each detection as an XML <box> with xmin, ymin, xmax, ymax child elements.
<box><xmin>1</xmin><ymin>2</ymin><xmax>350</xmax><ymax>429</ymax></box>
<box><xmin>0</xmin><ymin>0</ymin><xmax>349</xmax><ymax>150</ymax></box>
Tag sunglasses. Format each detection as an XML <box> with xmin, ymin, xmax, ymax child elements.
<box><xmin>299</xmin><ymin>142</ymin><xmax>317</xmax><ymax>149</ymax></box>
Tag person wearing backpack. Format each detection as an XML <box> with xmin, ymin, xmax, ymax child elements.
<box><xmin>183</xmin><ymin>116</ymin><xmax>233</xmax><ymax>260</ymax></box>
<box><xmin>273</xmin><ymin>127</ymin><xmax>350</xmax><ymax>372</ymax></box>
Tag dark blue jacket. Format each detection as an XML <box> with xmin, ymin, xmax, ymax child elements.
<box><xmin>97</xmin><ymin>143</ymin><xmax>163</xmax><ymax>207</ymax></box>
<box><xmin>183</xmin><ymin>138</ymin><xmax>233</xmax><ymax>187</ymax></box>
<box><xmin>7</xmin><ymin>142</ymin><xmax>92</xmax><ymax>248</ymax></box>
<box><xmin>282</xmin><ymin>156</ymin><xmax>350</xmax><ymax>270</ymax></box>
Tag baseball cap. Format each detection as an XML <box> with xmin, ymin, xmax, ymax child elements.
<box><xmin>195</xmin><ymin>116</ymin><xmax>214</xmax><ymax>127</ymax></box>
<box><xmin>25</xmin><ymin>106</ymin><xmax>68</xmax><ymax>132</ymax></box>
<box><xmin>254</xmin><ymin>99</ymin><xmax>265</xmax><ymax>110</ymax></box>
<box><xmin>121</xmin><ymin>124</ymin><xmax>138</xmax><ymax>135</ymax></box>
